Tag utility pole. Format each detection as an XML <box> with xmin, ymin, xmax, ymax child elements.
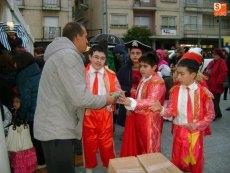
<box><xmin>214</xmin><ymin>3</ymin><xmax>227</xmax><ymax>48</ymax></box>
<box><xmin>218</xmin><ymin>16</ymin><xmax>221</xmax><ymax>48</ymax></box>
<box><xmin>103</xmin><ymin>0</ymin><xmax>108</xmax><ymax>34</ymax></box>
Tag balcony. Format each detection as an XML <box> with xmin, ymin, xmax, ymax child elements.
<box><xmin>184</xmin><ymin>2</ymin><xmax>212</xmax><ymax>14</ymax></box>
<box><xmin>184</xmin><ymin>24</ymin><xmax>230</xmax><ymax>37</ymax></box>
<box><xmin>75</xmin><ymin>8</ymin><xmax>86</xmax><ymax>22</ymax></box>
<box><xmin>184</xmin><ymin>0</ymin><xmax>230</xmax><ymax>14</ymax></box>
<box><xmin>42</xmin><ymin>0</ymin><xmax>61</xmax><ymax>10</ymax></box>
<box><xmin>43</xmin><ymin>27</ymin><xmax>61</xmax><ymax>40</ymax></box>
<box><xmin>133</xmin><ymin>0</ymin><xmax>156</xmax><ymax>10</ymax></box>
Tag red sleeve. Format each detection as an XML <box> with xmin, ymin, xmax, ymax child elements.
<box><xmin>196</xmin><ymin>88</ymin><xmax>215</xmax><ymax>131</ymax></box>
<box><xmin>135</xmin><ymin>82</ymin><xmax>165</xmax><ymax>110</ymax></box>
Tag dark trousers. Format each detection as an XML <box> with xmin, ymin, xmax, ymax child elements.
<box><xmin>41</xmin><ymin>139</ymin><xmax>76</xmax><ymax>173</ymax></box>
<box><xmin>223</xmin><ymin>87</ymin><xmax>228</xmax><ymax>100</ymax></box>
<box><xmin>74</xmin><ymin>138</ymin><xmax>82</xmax><ymax>155</ymax></box>
<box><xmin>213</xmin><ymin>94</ymin><xmax>222</xmax><ymax>118</ymax></box>
<box><xmin>224</xmin><ymin>76</ymin><xmax>230</xmax><ymax>100</ymax></box>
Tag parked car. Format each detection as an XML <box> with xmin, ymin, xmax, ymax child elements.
<box><xmin>167</xmin><ymin>49</ymin><xmax>212</xmax><ymax>72</ymax></box>
<box><xmin>200</xmin><ymin>58</ymin><xmax>212</xmax><ymax>72</ymax></box>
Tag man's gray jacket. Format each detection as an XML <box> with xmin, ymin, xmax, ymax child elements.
<box><xmin>34</xmin><ymin>37</ymin><xmax>106</xmax><ymax>141</ymax></box>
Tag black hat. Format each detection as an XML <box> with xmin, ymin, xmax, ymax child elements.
<box><xmin>125</xmin><ymin>40</ymin><xmax>152</xmax><ymax>52</ymax></box>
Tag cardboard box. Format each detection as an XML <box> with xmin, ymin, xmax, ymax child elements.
<box><xmin>137</xmin><ymin>153</ymin><xmax>182</xmax><ymax>173</ymax></box>
<box><xmin>108</xmin><ymin>156</ymin><xmax>146</xmax><ymax>173</ymax></box>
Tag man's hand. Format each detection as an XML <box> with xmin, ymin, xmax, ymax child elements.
<box><xmin>148</xmin><ymin>101</ymin><xmax>163</xmax><ymax>112</ymax></box>
<box><xmin>105</xmin><ymin>94</ymin><xmax>116</xmax><ymax>105</ymax></box>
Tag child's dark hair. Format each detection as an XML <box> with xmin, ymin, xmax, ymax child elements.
<box><xmin>177</xmin><ymin>59</ymin><xmax>199</xmax><ymax>73</ymax></box>
<box><xmin>13</xmin><ymin>51</ymin><xmax>35</xmax><ymax>71</ymax></box>
<box><xmin>88</xmin><ymin>44</ymin><xmax>107</xmax><ymax>56</ymax></box>
<box><xmin>139</xmin><ymin>51</ymin><xmax>159</xmax><ymax>67</ymax></box>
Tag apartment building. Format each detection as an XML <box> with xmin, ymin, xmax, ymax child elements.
<box><xmin>16</xmin><ymin>0</ymin><xmax>74</xmax><ymax>48</ymax></box>
<box><xmin>75</xmin><ymin>0</ymin><xmax>230</xmax><ymax>50</ymax></box>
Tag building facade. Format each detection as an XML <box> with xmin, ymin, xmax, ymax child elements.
<box><xmin>16</xmin><ymin>0</ymin><xmax>74</xmax><ymax>48</ymax></box>
<box><xmin>75</xmin><ymin>0</ymin><xmax>230</xmax><ymax>50</ymax></box>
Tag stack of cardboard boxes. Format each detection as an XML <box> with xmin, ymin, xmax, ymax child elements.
<box><xmin>108</xmin><ymin>153</ymin><xmax>182</xmax><ymax>173</ymax></box>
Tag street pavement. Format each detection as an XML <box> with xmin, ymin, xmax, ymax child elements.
<box><xmin>75</xmin><ymin>96</ymin><xmax>230</xmax><ymax>173</ymax></box>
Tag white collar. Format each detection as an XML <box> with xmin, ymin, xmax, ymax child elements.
<box><xmin>141</xmin><ymin>75</ymin><xmax>152</xmax><ymax>83</ymax></box>
<box><xmin>181</xmin><ymin>82</ymin><xmax>198</xmax><ymax>91</ymax></box>
<box><xmin>89</xmin><ymin>65</ymin><xmax>105</xmax><ymax>75</ymax></box>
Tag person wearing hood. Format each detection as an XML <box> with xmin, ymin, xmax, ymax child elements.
<box><xmin>33</xmin><ymin>22</ymin><xmax>115</xmax><ymax>173</ymax></box>
<box><xmin>156</xmin><ymin>49</ymin><xmax>172</xmax><ymax>100</ymax></box>
<box><xmin>156</xmin><ymin>49</ymin><xmax>171</xmax><ymax>77</ymax></box>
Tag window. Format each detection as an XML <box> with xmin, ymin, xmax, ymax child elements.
<box><xmin>134</xmin><ymin>16</ymin><xmax>150</xmax><ymax>27</ymax></box>
<box><xmin>222</xmin><ymin>19</ymin><xmax>230</xmax><ymax>29</ymax></box>
<box><xmin>43</xmin><ymin>0</ymin><xmax>60</xmax><ymax>8</ymax></box>
<box><xmin>110</xmin><ymin>14</ymin><xmax>128</xmax><ymax>28</ymax></box>
<box><xmin>161</xmin><ymin>16</ymin><xmax>176</xmax><ymax>29</ymax></box>
<box><xmin>184</xmin><ymin>16</ymin><xmax>197</xmax><ymax>30</ymax></box>
<box><xmin>206</xmin><ymin>18</ymin><xmax>214</xmax><ymax>27</ymax></box>
<box><xmin>44</xmin><ymin>17</ymin><xmax>60</xmax><ymax>39</ymax></box>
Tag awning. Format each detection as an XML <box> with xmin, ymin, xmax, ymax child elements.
<box><xmin>0</xmin><ymin>22</ymin><xmax>28</xmax><ymax>51</ymax></box>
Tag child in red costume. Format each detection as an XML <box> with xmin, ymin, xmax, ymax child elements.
<box><xmin>82</xmin><ymin>45</ymin><xmax>121</xmax><ymax>173</ymax></box>
<box><xmin>151</xmin><ymin>58</ymin><xmax>215</xmax><ymax>173</ymax></box>
<box><xmin>119</xmin><ymin>52</ymin><xmax>166</xmax><ymax>156</ymax></box>
<box><xmin>173</xmin><ymin>47</ymin><xmax>207</xmax><ymax>87</ymax></box>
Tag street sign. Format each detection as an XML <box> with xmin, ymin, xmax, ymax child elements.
<box><xmin>214</xmin><ymin>3</ymin><xmax>227</xmax><ymax>16</ymax></box>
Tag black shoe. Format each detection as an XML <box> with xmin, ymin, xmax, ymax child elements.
<box><xmin>226</xmin><ymin>107</ymin><xmax>230</xmax><ymax>111</ymax></box>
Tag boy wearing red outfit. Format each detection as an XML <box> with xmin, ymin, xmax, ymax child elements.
<box><xmin>83</xmin><ymin>45</ymin><xmax>121</xmax><ymax>173</ymax></box>
<box><xmin>119</xmin><ymin>52</ymin><xmax>166</xmax><ymax>156</ymax></box>
<box><xmin>151</xmin><ymin>58</ymin><xmax>215</xmax><ymax>173</ymax></box>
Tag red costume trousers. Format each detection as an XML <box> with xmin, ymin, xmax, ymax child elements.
<box><xmin>172</xmin><ymin>125</ymin><xmax>204</xmax><ymax>173</ymax></box>
<box><xmin>82</xmin><ymin>108</ymin><xmax>115</xmax><ymax>168</ymax></box>
<box><xmin>135</xmin><ymin>111</ymin><xmax>163</xmax><ymax>154</ymax></box>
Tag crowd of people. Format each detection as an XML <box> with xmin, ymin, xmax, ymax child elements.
<box><xmin>0</xmin><ymin>28</ymin><xmax>46</xmax><ymax>172</ymax></box>
<box><xmin>1</xmin><ymin>21</ymin><xmax>229</xmax><ymax>173</ymax></box>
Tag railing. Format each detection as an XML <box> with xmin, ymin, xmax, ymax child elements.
<box><xmin>184</xmin><ymin>0</ymin><xmax>230</xmax><ymax>9</ymax></box>
<box><xmin>184</xmin><ymin>24</ymin><xmax>230</xmax><ymax>36</ymax></box>
<box><xmin>42</xmin><ymin>0</ymin><xmax>61</xmax><ymax>10</ymax></box>
<box><xmin>43</xmin><ymin>27</ymin><xmax>61</xmax><ymax>39</ymax></box>
<box><xmin>160</xmin><ymin>0</ymin><xmax>177</xmax><ymax>2</ymax></box>
<box><xmin>133</xmin><ymin>0</ymin><xmax>156</xmax><ymax>7</ymax></box>
<box><xmin>75</xmin><ymin>8</ymin><xmax>84</xmax><ymax>21</ymax></box>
